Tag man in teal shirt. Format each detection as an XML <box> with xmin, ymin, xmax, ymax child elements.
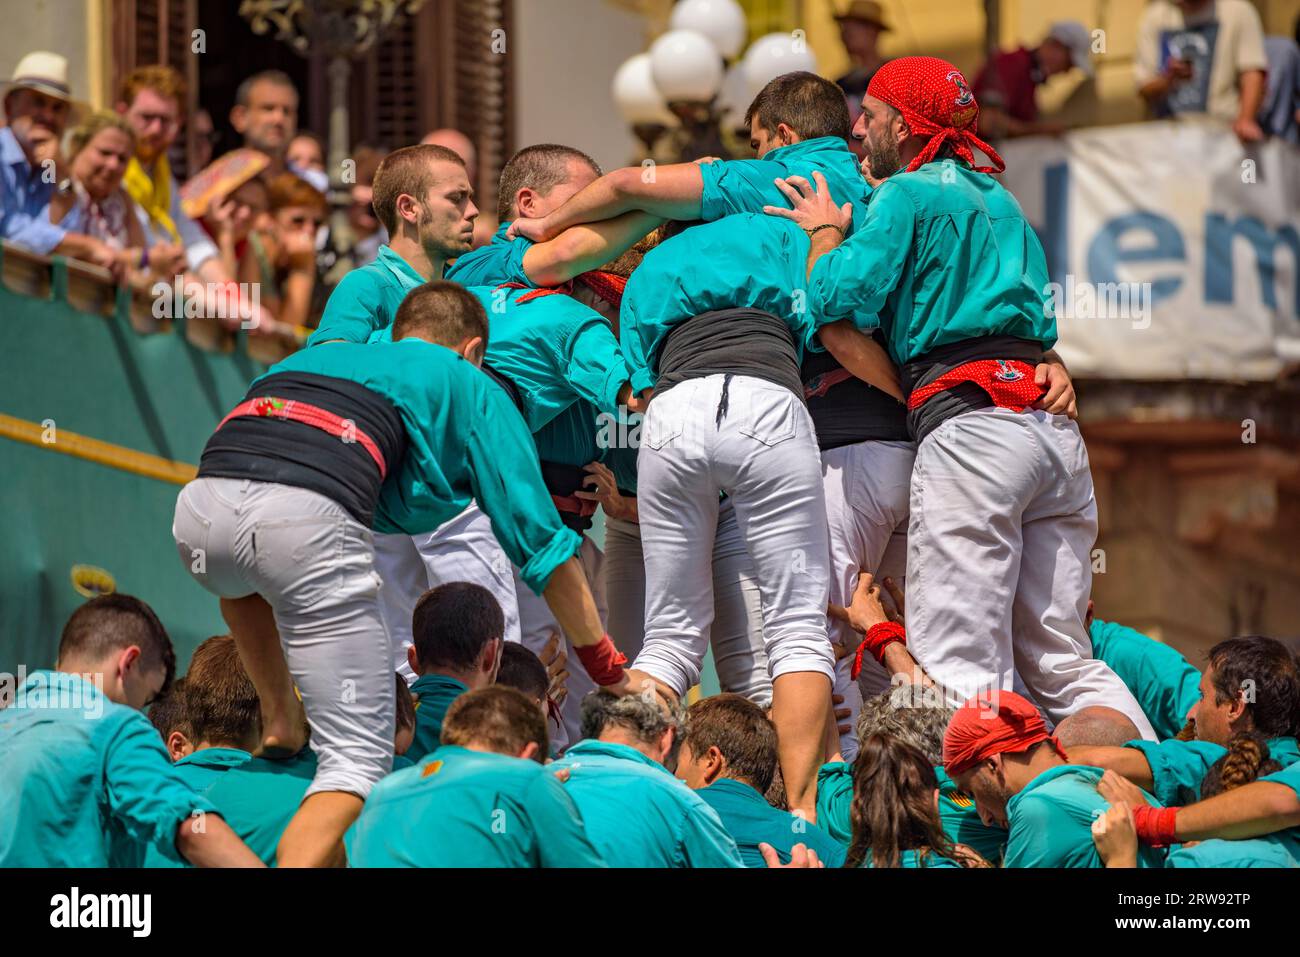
<box><xmin>944</xmin><ymin>691</ymin><xmax>1164</xmax><ymax>868</ymax></box>
<box><xmin>306</xmin><ymin>143</ymin><xmax>525</xmax><ymax>676</ymax></box>
<box><xmin>771</xmin><ymin>55</ymin><xmax>1153</xmax><ymax>741</ymax></box>
<box><xmin>677</xmin><ymin>694</ymin><xmax>845</xmax><ymax>867</ymax></box>
<box><xmin>1070</xmin><ymin>636</ymin><xmax>1300</xmax><ymax>806</ymax></box>
<box><xmin>0</xmin><ymin>596</ymin><xmax>261</xmax><ymax>867</ymax></box>
<box><xmin>309</xmin><ymin>143</ymin><xmax>477</xmax><ymax>346</ymax></box>
<box><xmin>351</xmin><ymin>686</ymin><xmax>606</xmax><ymax>867</ymax></box>
<box><xmin>1087</xmin><ymin>610</ymin><xmax>1202</xmax><ymax>741</ymax></box>
<box><xmin>548</xmin><ymin>691</ymin><xmax>743</xmax><ymax>867</ymax></box>
<box><xmin>175</xmin><ymin>282</ymin><xmax>617</xmax><ymax>867</ymax></box>
<box><xmin>448</xmin><ymin>143</ymin><xmax>654</xmax><ymax>289</ymax></box>
<box><xmin>404</xmin><ymin>582</ymin><xmax>504</xmax><ymax>762</ymax></box>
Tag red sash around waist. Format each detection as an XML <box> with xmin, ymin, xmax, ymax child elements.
<box><xmin>217</xmin><ymin>396</ymin><xmax>389</xmax><ymax>480</ymax></box>
<box><xmin>550</xmin><ymin>493</ymin><xmax>599</xmax><ymax>518</ymax></box>
<box><xmin>906</xmin><ymin>359</ymin><xmax>1043</xmax><ymax>412</ymax></box>
<box><xmin>803</xmin><ymin>366</ymin><xmax>854</xmax><ymax>400</ymax></box>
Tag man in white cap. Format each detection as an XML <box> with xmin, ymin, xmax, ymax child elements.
<box><xmin>972</xmin><ymin>21</ymin><xmax>1095</xmax><ymax>139</ymax></box>
<box><xmin>1</xmin><ymin>51</ymin><xmax>118</xmax><ymax>269</ymax></box>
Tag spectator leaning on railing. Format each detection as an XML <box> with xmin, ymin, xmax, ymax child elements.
<box><xmin>49</xmin><ymin>111</ymin><xmax>185</xmax><ymax>291</ymax></box>
<box><xmin>1135</xmin><ymin>0</ymin><xmax>1269</xmax><ymax>144</ymax></box>
<box><xmin>973</xmin><ymin>21</ymin><xmax>1095</xmax><ymax>140</ymax></box>
<box><xmin>248</xmin><ymin>172</ymin><xmax>328</xmax><ymax>330</ymax></box>
<box><xmin>1</xmin><ymin>51</ymin><xmax>121</xmax><ymax>271</ymax></box>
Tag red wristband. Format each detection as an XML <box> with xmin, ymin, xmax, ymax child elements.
<box><xmin>574</xmin><ymin>635</ymin><xmax>627</xmax><ymax>686</ymax></box>
<box><xmin>1132</xmin><ymin>805</ymin><xmax>1178</xmax><ymax>847</ymax></box>
<box><xmin>851</xmin><ymin>622</ymin><xmax>906</xmax><ymax>679</ymax></box>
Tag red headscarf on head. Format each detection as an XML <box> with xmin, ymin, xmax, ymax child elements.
<box><xmin>866</xmin><ymin>56</ymin><xmax>1006</xmax><ymax>175</ymax></box>
<box><xmin>943</xmin><ymin>691</ymin><xmax>1067</xmax><ymax>776</ymax></box>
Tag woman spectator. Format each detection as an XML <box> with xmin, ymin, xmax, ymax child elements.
<box><xmin>53</xmin><ymin>111</ymin><xmax>184</xmax><ymax>288</ymax></box>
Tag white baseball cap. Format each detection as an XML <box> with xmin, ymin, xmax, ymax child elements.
<box><xmin>1047</xmin><ymin>21</ymin><xmax>1095</xmax><ymax>78</ymax></box>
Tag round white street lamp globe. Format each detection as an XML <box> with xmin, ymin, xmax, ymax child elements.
<box><xmin>742</xmin><ymin>31</ymin><xmax>819</xmax><ymax>90</ymax></box>
<box><xmin>649</xmin><ymin>28</ymin><xmax>725</xmax><ymax>102</ymax></box>
<box><xmin>716</xmin><ymin>62</ymin><xmax>752</xmax><ymax>127</ymax></box>
<box><xmin>612</xmin><ymin>53</ymin><xmax>676</xmax><ymax>126</ymax></box>
<box><xmin>668</xmin><ymin>0</ymin><xmax>748</xmax><ymax>60</ymax></box>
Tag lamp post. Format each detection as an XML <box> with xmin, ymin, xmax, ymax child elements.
<box><xmin>612</xmin><ymin>0</ymin><xmax>822</xmax><ymax>164</ymax></box>
<box><xmin>239</xmin><ymin>0</ymin><xmax>427</xmax><ymax>249</ymax></box>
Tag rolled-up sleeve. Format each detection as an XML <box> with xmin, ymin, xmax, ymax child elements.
<box><xmin>103</xmin><ymin>713</ymin><xmax>217</xmax><ymax>851</ymax></box>
<box><xmin>564</xmin><ymin>318</ymin><xmax>635</xmax><ymax>416</ymax></box>
<box><xmin>467</xmin><ymin>383</ymin><xmax>582</xmax><ymax>593</ymax></box>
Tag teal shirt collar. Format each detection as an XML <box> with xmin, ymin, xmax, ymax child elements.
<box><xmin>176</xmin><ymin>746</ymin><xmax>251</xmax><ymax>769</ymax></box>
<box><xmin>702</xmin><ymin>776</ymin><xmax>766</xmax><ymax>804</ymax></box>
<box><xmin>376</xmin><ymin>243</ymin><xmax>427</xmax><ymax>290</ymax></box>
<box><xmin>563</xmin><ymin>739</ymin><xmax>668</xmax><ymax>774</ymax></box>
<box><xmin>411</xmin><ymin>673</ymin><xmax>469</xmax><ymax>697</ymax></box>
<box><xmin>1009</xmin><ymin>763</ymin><xmax>1101</xmax><ymax>816</ymax></box>
<box><xmin>763</xmin><ymin>136</ymin><xmax>849</xmax><ymax>163</ymax></box>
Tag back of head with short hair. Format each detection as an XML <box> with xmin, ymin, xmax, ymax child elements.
<box><xmin>580</xmin><ymin>690</ymin><xmax>681</xmax><ymax>762</ymax></box>
<box><xmin>392</xmin><ymin>280</ymin><xmax>489</xmax><ymax>349</ymax></box>
<box><xmin>371</xmin><ymin>143</ymin><xmax>465</xmax><ymax>233</ymax></box>
<box><xmin>183</xmin><ymin>635</ymin><xmax>260</xmax><ymax>749</ymax></box>
<box><xmin>495</xmin><ymin>642</ymin><xmax>549</xmax><ymax>704</ymax></box>
<box><xmin>148</xmin><ymin>678</ymin><xmax>192</xmax><ymax>742</ymax></box>
<box><xmin>682</xmin><ymin>693</ymin><xmax>778</xmax><ymax>793</ymax></box>
<box><xmin>856</xmin><ymin>687</ymin><xmax>953</xmax><ymax>766</ymax></box>
<box><xmin>441</xmin><ymin>685</ymin><xmax>548</xmax><ymax>760</ymax></box>
<box><xmin>496</xmin><ymin>143</ymin><xmax>601</xmax><ymax>222</ymax></box>
<box><xmin>1207</xmin><ymin>636</ymin><xmax>1300</xmax><ymax>739</ymax></box>
<box><xmin>410</xmin><ymin>582</ymin><xmax>505</xmax><ymax>673</ymax></box>
<box><xmin>743</xmin><ymin>71</ymin><xmax>852</xmax><ymax>143</ymax></box>
<box><xmin>1053</xmin><ymin>705</ymin><xmax>1141</xmax><ymax>749</ymax></box>
<box><xmin>57</xmin><ymin>594</ymin><xmax>176</xmax><ymax>695</ymax></box>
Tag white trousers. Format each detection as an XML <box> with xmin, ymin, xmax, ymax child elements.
<box><xmin>374</xmin><ymin>502</ymin><xmax>522</xmax><ymax>684</ymax></box>
<box><xmin>514</xmin><ymin>535</ymin><xmax>607</xmax><ymax>751</ymax></box>
<box><xmin>604</xmin><ymin>502</ymin><xmax>772</xmax><ymax>707</ymax></box>
<box><xmin>822</xmin><ymin>439</ymin><xmax>915</xmax><ymax>760</ymax></box>
<box><xmin>634</xmin><ymin>375</ymin><xmax>835</xmax><ymax>695</ymax></box>
<box><xmin>172</xmin><ymin>477</ymin><xmax>394</xmax><ymax>799</ymax></box>
<box><xmin>906</xmin><ymin>407</ymin><xmax>1156</xmax><ymax>740</ymax></box>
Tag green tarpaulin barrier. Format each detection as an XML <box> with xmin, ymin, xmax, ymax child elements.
<box><xmin>0</xmin><ymin>259</ymin><xmax>267</xmax><ymax>671</ymax></box>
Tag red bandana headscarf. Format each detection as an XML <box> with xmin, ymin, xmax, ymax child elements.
<box><xmin>942</xmin><ymin>691</ymin><xmax>1066</xmax><ymax>776</ymax></box>
<box><xmin>866</xmin><ymin>55</ymin><xmax>1006</xmax><ymax>175</ymax></box>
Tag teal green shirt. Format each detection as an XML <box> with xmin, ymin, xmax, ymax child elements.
<box><xmin>696</xmin><ymin>777</ymin><xmax>845</xmax><ymax>867</ymax></box>
<box><xmin>859</xmin><ymin>848</ymin><xmax>965</xmax><ymax>868</ymax></box>
<box><xmin>549</xmin><ymin>739</ymin><xmax>744</xmax><ymax>868</ymax></box>
<box><xmin>700</xmin><ymin>136</ymin><xmax>873</xmax><ymax>232</ymax></box>
<box><xmin>1125</xmin><ymin>736</ymin><xmax>1300</xmax><ymax>807</ymax></box>
<box><xmin>172</xmin><ymin>746</ymin><xmax>252</xmax><ymax>794</ymax></box>
<box><xmin>0</xmin><ymin>670</ymin><xmax>213</xmax><ymax>867</ymax></box>
<box><xmin>350</xmin><ymin>745</ymin><xmax>607</xmax><ymax>867</ymax></box>
<box><xmin>1165</xmin><ymin>833</ymin><xmax>1300</xmax><ymax>868</ymax></box>
<box><xmin>619</xmin><ymin>214</ymin><xmax>815</xmax><ymax>380</ymax></box>
<box><xmin>309</xmin><ymin>244</ymin><xmax>426</xmax><ymax>345</ymax></box>
<box><xmin>445</xmin><ymin>221</ymin><xmax>536</xmax><ymax>287</ymax></box>
<box><xmin>406</xmin><ymin>673</ymin><xmax>468</xmax><ymax>763</ymax></box>
<box><xmin>805</xmin><ymin>159</ymin><xmax>1055</xmax><ymax>366</ymax></box>
<box><xmin>1005</xmin><ymin>765</ymin><xmax>1165</xmax><ymax>868</ymax></box>
<box><xmin>1089</xmin><ymin>619</ymin><xmax>1201</xmax><ymax>741</ymax></box>
<box><xmin>816</xmin><ymin>760</ymin><xmax>1006</xmax><ymax>863</ymax></box>
<box><xmin>261</xmin><ymin>339</ymin><xmax>581</xmax><ymax>592</ymax></box>
<box><xmin>1262</xmin><ymin>760</ymin><xmax>1300</xmax><ymax>798</ymax></box>
<box><xmin>204</xmin><ymin>752</ymin><xmax>316</xmax><ymax>866</ymax></box>
<box><xmin>470</xmin><ymin>284</ymin><xmax>652</xmax><ymax>429</ymax></box>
